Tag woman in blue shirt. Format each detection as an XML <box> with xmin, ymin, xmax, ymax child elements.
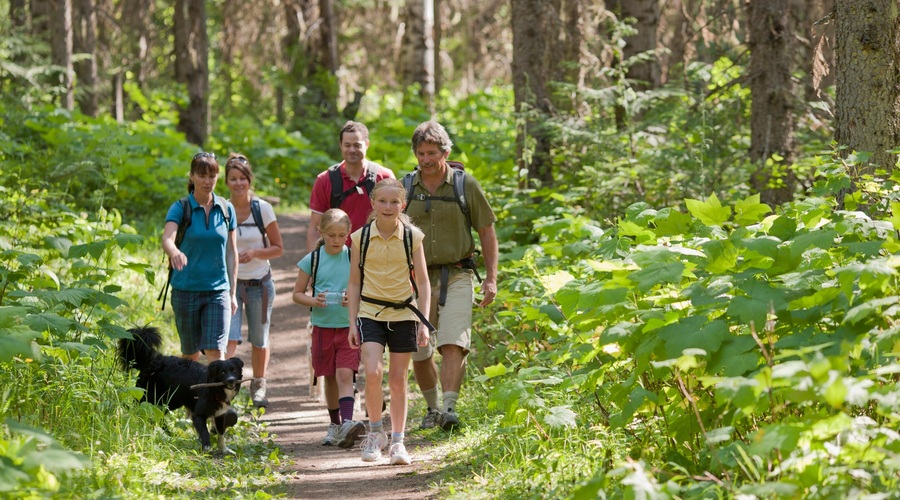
<box><xmin>162</xmin><ymin>152</ymin><xmax>238</xmax><ymax>362</ymax></box>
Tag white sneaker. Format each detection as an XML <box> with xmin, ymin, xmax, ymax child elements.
<box><xmin>389</xmin><ymin>442</ymin><xmax>411</xmax><ymax>465</ymax></box>
<box><xmin>337</xmin><ymin>420</ymin><xmax>366</xmax><ymax>448</ymax></box>
<box><xmin>360</xmin><ymin>431</ymin><xmax>388</xmax><ymax>462</ymax></box>
<box><xmin>321</xmin><ymin>423</ymin><xmax>340</xmax><ymax>446</ymax></box>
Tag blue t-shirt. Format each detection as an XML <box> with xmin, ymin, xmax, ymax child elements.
<box><xmin>165</xmin><ymin>193</ymin><xmax>236</xmax><ymax>292</ymax></box>
<box><xmin>298</xmin><ymin>245</ymin><xmax>350</xmax><ymax>328</ymax></box>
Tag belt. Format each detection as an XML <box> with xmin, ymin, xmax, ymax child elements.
<box><xmin>238</xmin><ymin>269</ymin><xmax>272</xmax><ymax>324</ymax></box>
<box><xmin>427</xmin><ymin>255</ymin><xmax>481</xmax><ymax>306</ymax></box>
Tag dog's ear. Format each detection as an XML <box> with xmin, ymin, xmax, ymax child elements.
<box><xmin>233</xmin><ymin>357</ymin><xmax>244</xmax><ymax>370</ymax></box>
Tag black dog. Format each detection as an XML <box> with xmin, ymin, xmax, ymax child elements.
<box><xmin>118</xmin><ymin>326</ymin><xmax>244</xmax><ymax>453</ymax></box>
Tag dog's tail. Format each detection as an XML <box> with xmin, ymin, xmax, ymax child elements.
<box><xmin>118</xmin><ymin>326</ymin><xmax>162</xmax><ymax>372</ymax></box>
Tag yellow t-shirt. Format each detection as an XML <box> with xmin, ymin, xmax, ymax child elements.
<box><xmin>351</xmin><ymin>221</ymin><xmax>425</xmax><ymax>322</ymax></box>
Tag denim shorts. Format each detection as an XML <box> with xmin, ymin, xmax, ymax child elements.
<box><xmin>229</xmin><ymin>277</ymin><xmax>276</xmax><ymax>348</ymax></box>
<box><xmin>171</xmin><ymin>289</ymin><xmax>231</xmax><ymax>355</ymax></box>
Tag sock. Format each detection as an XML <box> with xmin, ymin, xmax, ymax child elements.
<box><xmin>442</xmin><ymin>391</ymin><xmax>459</xmax><ymax>414</ymax></box>
<box><xmin>328</xmin><ymin>408</ymin><xmax>341</xmax><ymax>426</ymax></box>
<box><xmin>369</xmin><ymin>420</ymin><xmax>384</xmax><ymax>434</ymax></box>
<box><xmin>391</xmin><ymin>432</ymin><xmax>404</xmax><ymax>445</ymax></box>
<box><xmin>422</xmin><ymin>386</ymin><xmax>440</xmax><ymax>410</ymax></box>
<box><xmin>339</xmin><ymin>396</ymin><xmax>355</xmax><ymax>423</ymax></box>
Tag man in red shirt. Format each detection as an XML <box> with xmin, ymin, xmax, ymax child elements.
<box><xmin>306</xmin><ymin>121</ymin><xmax>395</xmax><ymax>254</ymax></box>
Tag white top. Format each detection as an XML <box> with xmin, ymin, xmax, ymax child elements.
<box><xmin>236</xmin><ymin>198</ymin><xmax>277</xmax><ymax>280</ymax></box>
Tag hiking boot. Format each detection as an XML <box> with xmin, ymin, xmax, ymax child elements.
<box><xmin>360</xmin><ymin>431</ymin><xmax>388</xmax><ymax>462</ymax></box>
<box><xmin>250</xmin><ymin>378</ymin><xmax>268</xmax><ymax>408</ymax></box>
<box><xmin>389</xmin><ymin>442</ymin><xmax>411</xmax><ymax>465</ymax></box>
<box><xmin>420</xmin><ymin>408</ymin><xmax>442</xmax><ymax>429</ymax></box>
<box><xmin>438</xmin><ymin>410</ymin><xmax>460</xmax><ymax>431</ymax></box>
<box><xmin>337</xmin><ymin>420</ymin><xmax>366</xmax><ymax>449</ymax></box>
<box><xmin>321</xmin><ymin>423</ymin><xmax>340</xmax><ymax>446</ymax></box>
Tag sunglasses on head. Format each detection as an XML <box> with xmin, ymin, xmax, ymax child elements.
<box><xmin>193</xmin><ymin>152</ymin><xmax>216</xmax><ymax>160</ymax></box>
<box><xmin>230</xmin><ymin>155</ymin><xmax>248</xmax><ymax>164</ymax></box>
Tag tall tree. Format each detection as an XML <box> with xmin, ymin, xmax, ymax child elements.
<box><xmin>11</xmin><ymin>0</ymin><xmax>27</xmax><ymax>28</ymax></box>
<box><xmin>611</xmin><ymin>0</ymin><xmax>661</xmax><ymax>126</ymax></box>
<box><xmin>73</xmin><ymin>0</ymin><xmax>98</xmax><ymax>116</ymax></box>
<box><xmin>748</xmin><ymin>0</ymin><xmax>797</xmax><ymax>206</ymax></box>
<box><xmin>834</xmin><ymin>0</ymin><xmax>900</xmax><ymax>174</ymax></box>
<box><xmin>50</xmin><ymin>0</ymin><xmax>74</xmax><ymax>110</ymax></box>
<box><xmin>173</xmin><ymin>0</ymin><xmax>209</xmax><ymax>146</ymax></box>
<box><xmin>511</xmin><ymin>0</ymin><xmax>560</xmax><ymax>187</ymax></box>
<box><xmin>399</xmin><ymin>0</ymin><xmax>435</xmax><ymax>108</ymax></box>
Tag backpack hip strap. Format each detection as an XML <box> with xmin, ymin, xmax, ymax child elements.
<box><xmin>360</xmin><ymin>295</ymin><xmax>436</xmax><ymax>333</ymax></box>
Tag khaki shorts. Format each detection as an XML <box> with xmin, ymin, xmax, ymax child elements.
<box><xmin>412</xmin><ymin>269</ymin><xmax>474</xmax><ymax>362</ymax></box>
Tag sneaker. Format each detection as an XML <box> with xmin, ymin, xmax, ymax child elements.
<box><xmin>420</xmin><ymin>408</ymin><xmax>442</xmax><ymax>429</ymax></box>
<box><xmin>337</xmin><ymin>420</ymin><xmax>366</xmax><ymax>448</ymax></box>
<box><xmin>321</xmin><ymin>423</ymin><xmax>340</xmax><ymax>446</ymax></box>
<box><xmin>389</xmin><ymin>442</ymin><xmax>411</xmax><ymax>465</ymax></box>
<box><xmin>360</xmin><ymin>431</ymin><xmax>388</xmax><ymax>462</ymax></box>
<box><xmin>250</xmin><ymin>378</ymin><xmax>268</xmax><ymax>408</ymax></box>
<box><xmin>438</xmin><ymin>410</ymin><xmax>460</xmax><ymax>431</ymax></box>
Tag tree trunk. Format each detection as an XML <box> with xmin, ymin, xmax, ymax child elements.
<box><xmin>434</xmin><ymin>0</ymin><xmax>442</xmax><ymax>96</ymax></box>
<box><xmin>173</xmin><ymin>0</ymin><xmax>209</xmax><ymax>146</ymax></box>
<box><xmin>399</xmin><ymin>0</ymin><xmax>435</xmax><ymax>108</ymax></box>
<box><xmin>10</xmin><ymin>0</ymin><xmax>26</xmax><ymax>27</ymax></box>
<box><xmin>50</xmin><ymin>0</ymin><xmax>75</xmax><ymax>110</ymax></box>
<box><xmin>612</xmin><ymin>0</ymin><xmax>660</xmax><ymax>127</ymax></box>
<box><xmin>511</xmin><ymin>0</ymin><xmax>559</xmax><ymax>187</ymax></box>
<box><xmin>748</xmin><ymin>0</ymin><xmax>797</xmax><ymax>206</ymax></box>
<box><xmin>834</xmin><ymin>0</ymin><xmax>900</xmax><ymax>174</ymax></box>
<box><xmin>73</xmin><ymin>0</ymin><xmax>98</xmax><ymax>116</ymax></box>
<box><xmin>795</xmin><ymin>0</ymin><xmax>835</xmax><ymax>100</ymax></box>
<box><xmin>31</xmin><ymin>0</ymin><xmax>50</xmax><ymax>35</ymax></box>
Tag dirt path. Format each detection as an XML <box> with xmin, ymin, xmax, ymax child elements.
<box><xmin>234</xmin><ymin>213</ymin><xmax>440</xmax><ymax>499</ymax></box>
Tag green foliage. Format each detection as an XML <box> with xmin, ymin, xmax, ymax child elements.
<box><xmin>455</xmin><ymin>157</ymin><xmax>900</xmax><ymax>497</ymax></box>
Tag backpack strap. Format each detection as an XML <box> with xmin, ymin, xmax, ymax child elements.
<box><xmin>250</xmin><ymin>198</ymin><xmax>269</xmax><ymax>247</ymax></box>
<box><xmin>309</xmin><ymin>244</ymin><xmax>322</xmax><ymax>311</ymax></box>
<box><xmin>329</xmin><ymin>162</ymin><xmax>377</xmax><ymax>208</ymax></box>
<box><xmin>159</xmin><ymin>195</ymin><xmax>231</xmax><ymax>310</ymax></box>
<box><xmin>357</xmin><ymin>222</ymin><xmax>434</xmax><ymax>331</ymax></box>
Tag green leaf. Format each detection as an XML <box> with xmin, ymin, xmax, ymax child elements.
<box><xmin>483</xmin><ymin>363</ymin><xmax>508</xmax><ymax>379</ymax></box>
<box><xmin>653</xmin><ymin>208</ymin><xmax>693</xmax><ymax>237</ymax></box>
<box><xmin>685</xmin><ymin>194</ymin><xmax>731</xmax><ymax>227</ymax></box>
<box><xmin>734</xmin><ymin>194</ymin><xmax>772</xmax><ymax>225</ymax></box>
<box><xmin>748</xmin><ymin>423</ymin><xmax>801</xmax><ymax>455</ymax></box>
<box><xmin>68</xmin><ymin>240</ymin><xmax>111</xmax><ymax>259</ymax></box>
<box><xmin>629</xmin><ymin>261</ymin><xmax>685</xmax><ymax>292</ymax></box>
<box><xmin>543</xmin><ymin>406</ymin><xmax>577</xmax><ymax>428</ymax></box>
<box><xmin>701</xmin><ymin>239</ymin><xmax>739</xmax><ymax>274</ymax></box>
<box><xmin>890</xmin><ymin>201</ymin><xmax>900</xmax><ymax>231</ymax></box>
<box><xmin>658</xmin><ymin>317</ymin><xmax>726</xmax><ymax>360</ymax></box>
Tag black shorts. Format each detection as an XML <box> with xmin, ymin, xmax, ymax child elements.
<box><xmin>357</xmin><ymin>318</ymin><xmax>418</xmax><ymax>353</ymax></box>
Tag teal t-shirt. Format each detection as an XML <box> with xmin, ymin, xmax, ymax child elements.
<box><xmin>165</xmin><ymin>193</ymin><xmax>236</xmax><ymax>292</ymax></box>
<box><xmin>298</xmin><ymin>245</ymin><xmax>350</xmax><ymax>328</ymax></box>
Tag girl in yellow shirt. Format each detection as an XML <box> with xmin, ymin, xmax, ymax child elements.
<box><xmin>348</xmin><ymin>179</ymin><xmax>431</xmax><ymax>465</ymax></box>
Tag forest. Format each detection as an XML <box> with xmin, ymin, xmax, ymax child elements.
<box><xmin>4</xmin><ymin>0</ymin><xmax>900</xmax><ymax>497</ymax></box>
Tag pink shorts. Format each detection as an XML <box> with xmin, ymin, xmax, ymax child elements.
<box><xmin>311</xmin><ymin>326</ymin><xmax>360</xmax><ymax>377</ymax></box>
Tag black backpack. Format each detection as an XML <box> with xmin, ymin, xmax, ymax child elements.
<box><xmin>237</xmin><ymin>198</ymin><xmax>269</xmax><ymax>247</ymax></box>
<box><xmin>329</xmin><ymin>162</ymin><xmax>377</xmax><ymax>209</ymax></box>
<box><xmin>357</xmin><ymin>222</ymin><xmax>434</xmax><ymax>332</ymax></box>
<box><xmin>401</xmin><ymin>161</ymin><xmax>471</xmax><ymax>230</ymax></box>
<box><xmin>157</xmin><ymin>195</ymin><xmax>232</xmax><ymax>310</ymax></box>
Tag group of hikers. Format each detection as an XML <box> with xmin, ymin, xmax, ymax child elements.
<box><xmin>160</xmin><ymin>120</ymin><xmax>498</xmax><ymax>465</ymax></box>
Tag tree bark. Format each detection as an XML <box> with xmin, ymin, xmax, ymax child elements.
<box><xmin>511</xmin><ymin>0</ymin><xmax>560</xmax><ymax>187</ymax></box>
<box><xmin>173</xmin><ymin>0</ymin><xmax>209</xmax><ymax>146</ymax></box>
<box><xmin>50</xmin><ymin>0</ymin><xmax>75</xmax><ymax>110</ymax></box>
<box><xmin>612</xmin><ymin>0</ymin><xmax>660</xmax><ymax>127</ymax></box>
<box><xmin>73</xmin><ymin>0</ymin><xmax>98</xmax><ymax>116</ymax></box>
<box><xmin>748</xmin><ymin>0</ymin><xmax>797</xmax><ymax>206</ymax></box>
<box><xmin>834</xmin><ymin>0</ymin><xmax>900</xmax><ymax>174</ymax></box>
<box><xmin>31</xmin><ymin>0</ymin><xmax>51</xmax><ymax>35</ymax></box>
<box><xmin>399</xmin><ymin>0</ymin><xmax>435</xmax><ymax>108</ymax></box>
<box><xmin>10</xmin><ymin>0</ymin><xmax>26</xmax><ymax>27</ymax></box>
